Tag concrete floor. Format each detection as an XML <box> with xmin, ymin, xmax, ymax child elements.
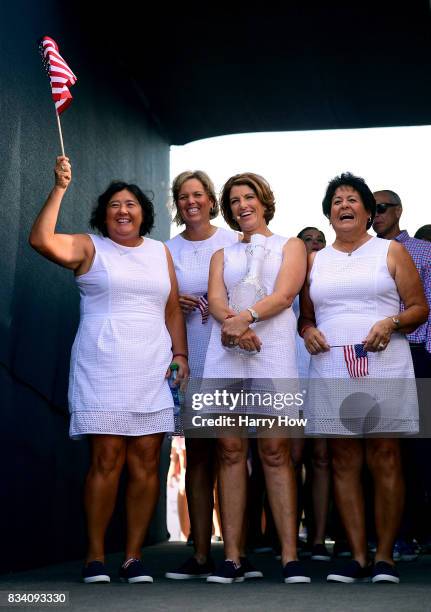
<box><xmin>1</xmin><ymin>542</ymin><xmax>430</xmax><ymax>612</ymax></box>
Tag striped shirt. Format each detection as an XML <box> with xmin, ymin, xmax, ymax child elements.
<box><xmin>395</xmin><ymin>230</ymin><xmax>431</xmax><ymax>352</ymax></box>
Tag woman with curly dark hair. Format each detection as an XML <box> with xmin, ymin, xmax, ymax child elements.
<box><xmin>29</xmin><ymin>156</ymin><xmax>188</xmax><ymax>584</ymax></box>
<box><xmin>299</xmin><ymin>172</ymin><xmax>428</xmax><ymax>584</ymax></box>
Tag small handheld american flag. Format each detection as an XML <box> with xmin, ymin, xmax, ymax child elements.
<box><xmin>197</xmin><ymin>293</ymin><xmax>209</xmax><ymax>324</ymax></box>
<box><xmin>343</xmin><ymin>344</ymin><xmax>369</xmax><ymax>378</ymax></box>
<box><xmin>38</xmin><ymin>36</ymin><xmax>77</xmax><ymax>114</ymax></box>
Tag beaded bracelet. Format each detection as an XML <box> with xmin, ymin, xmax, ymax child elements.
<box><xmin>172</xmin><ymin>353</ymin><xmax>188</xmax><ymax>360</ymax></box>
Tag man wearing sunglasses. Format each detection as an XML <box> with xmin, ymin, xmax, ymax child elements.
<box><xmin>373</xmin><ymin>188</ymin><xmax>431</xmax><ymax>560</ymax></box>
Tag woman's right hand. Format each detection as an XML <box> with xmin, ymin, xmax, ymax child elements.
<box><xmin>54</xmin><ymin>156</ymin><xmax>72</xmax><ymax>190</ymax></box>
<box><xmin>178</xmin><ymin>294</ymin><xmax>200</xmax><ymax>315</ymax></box>
<box><xmin>303</xmin><ymin>326</ymin><xmax>330</xmax><ymax>355</ymax></box>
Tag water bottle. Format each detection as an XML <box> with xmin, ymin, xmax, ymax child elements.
<box><xmin>168</xmin><ymin>362</ymin><xmax>182</xmax><ymax>417</ymax></box>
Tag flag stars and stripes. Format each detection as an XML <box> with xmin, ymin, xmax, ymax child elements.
<box><xmin>343</xmin><ymin>344</ymin><xmax>369</xmax><ymax>378</ymax></box>
<box><xmin>197</xmin><ymin>293</ymin><xmax>209</xmax><ymax>324</ymax></box>
<box><xmin>38</xmin><ymin>36</ymin><xmax>77</xmax><ymax>114</ymax></box>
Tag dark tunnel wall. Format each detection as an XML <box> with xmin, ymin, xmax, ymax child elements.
<box><xmin>1</xmin><ymin>1</ymin><xmax>172</xmax><ymax>572</ymax></box>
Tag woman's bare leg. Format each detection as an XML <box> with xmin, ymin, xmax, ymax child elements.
<box><xmin>217</xmin><ymin>436</ymin><xmax>248</xmax><ymax>564</ymax></box>
<box><xmin>311</xmin><ymin>439</ymin><xmax>330</xmax><ymax>545</ymax></box>
<box><xmin>366</xmin><ymin>438</ymin><xmax>404</xmax><ymax>564</ymax></box>
<box><xmin>84</xmin><ymin>435</ymin><xmax>126</xmax><ymax>563</ymax></box>
<box><xmin>124</xmin><ymin>433</ymin><xmax>164</xmax><ymax>559</ymax></box>
<box><xmin>330</xmin><ymin>439</ymin><xmax>367</xmax><ymax>566</ymax></box>
<box><xmin>185</xmin><ymin>438</ymin><xmax>216</xmax><ymax>562</ymax></box>
<box><xmin>258</xmin><ymin>437</ymin><xmax>297</xmax><ymax>565</ymax></box>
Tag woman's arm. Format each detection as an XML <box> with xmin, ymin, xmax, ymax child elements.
<box><xmin>363</xmin><ymin>241</ymin><xmax>429</xmax><ymax>351</ymax></box>
<box><xmin>221</xmin><ymin>237</ymin><xmax>307</xmax><ymax>342</ymax></box>
<box><xmin>29</xmin><ymin>156</ymin><xmax>93</xmax><ymax>273</ymax></box>
<box><xmin>207</xmin><ymin>249</ymin><xmax>235</xmax><ymax>323</ymax></box>
<box><xmin>298</xmin><ymin>251</ymin><xmax>330</xmax><ymax>354</ymax></box>
<box><xmin>208</xmin><ymin>248</ymin><xmax>262</xmax><ymax>351</ymax></box>
<box><xmin>164</xmin><ymin>246</ymin><xmax>189</xmax><ymax>381</ymax></box>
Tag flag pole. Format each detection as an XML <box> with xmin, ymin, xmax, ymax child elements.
<box><xmin>55</xmin><ymin>111</ymin><xmax>65</xmax><ymax>156</ymax></box>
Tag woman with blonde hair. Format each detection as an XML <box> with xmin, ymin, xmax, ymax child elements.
<box><xmin>165</xmin><ymin>170</ymin><xmax>238</xmax><ymax>580</ymax></box>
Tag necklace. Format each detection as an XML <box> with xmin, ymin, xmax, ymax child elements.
<box><xmin>333</xmin><ymin>235</ymin><xmax>372</xmax><ymax>256</ymax></box>
<box><xmin>109</xmin><ymin>237</ymin><xmax>144</xmax><ymax>256</ymax></box>
<box><xmin>182</xmin><ymin>227</ymin><xmax>217</xmax><ymax>255</ymax></box>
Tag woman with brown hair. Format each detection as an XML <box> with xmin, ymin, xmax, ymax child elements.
<box><xmin>203</xmin><ymin>172</ymin><xmax>309</xmax><ymax>584</ymax></box>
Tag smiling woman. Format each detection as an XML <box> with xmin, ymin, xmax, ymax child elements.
<box><xmin>29</xmin><ymin>156</ymin><xmax>189</xmax><ymax>584</ymax></box>
<box><xmin>90</xmin><ymin>181</ymin><xmax>155</xmax><ymax>245</ymax></box>
<box><xmin>165</xmin><ymin>170</ymin><xmax>238</xmax><ymax>580</ymax></box>
<box><xmin>298</xmin><ymin>171</ymin><xmax>428</xmax><ymax>584</ymax></box>
<box><xmin>201</xmin><ymin>172</ymin><xmax>310</xmax><ymax>584</ymax></box>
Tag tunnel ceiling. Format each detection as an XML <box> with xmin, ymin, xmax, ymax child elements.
<box><xmin>70</xmin><ymin>1</ymin><xmax>431</xmax><ymax>145</ymax></box>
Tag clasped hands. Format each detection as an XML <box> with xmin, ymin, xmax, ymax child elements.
<box><xmin>303</xmin><ymin>318</ymin><xmax>394</xmax><ymax>355</ymax></box>
<box><xmin>221</xmin><ymin>311</ymin><xmax>262</xmax><ymax>353</ymax></box>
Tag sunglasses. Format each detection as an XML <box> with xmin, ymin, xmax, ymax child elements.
<box><xmin>376</xmin><ymin>203</ymin><xmax>399</xmax><ymax>214</ymax></box>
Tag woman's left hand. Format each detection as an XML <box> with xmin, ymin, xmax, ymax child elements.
<box><xmin>363</xmin><ymin>319</ymin><xmax>393</xmax><ymax>352</ymax></box>
<box><xmin>165</xmin><ymin>356</ymin><xmax>189</xmax><ymax>384</ymax></box>
<box><xmin>221</xmin><ymin>313</ymin><xmax>250</xmax><ymax>346</ymax></box>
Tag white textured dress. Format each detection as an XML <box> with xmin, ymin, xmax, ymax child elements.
<box><xmin>306</xmin><ymin>237</ymin><xmax>418</xmax><ymax>435</ymax></box>
<box><xmin>165</xmin><ymin>228</ymin><xmax>238</xmax><ymax>378</ymax></box>
<box><xmin>69</xmin><ymin>235</ymin><xmax>175</xmax><ymax>439</ymax></box>
<box><xmin>202</xmin><ymin>234</ymin><xmax>299</xmax><ymax>416</ymax></box>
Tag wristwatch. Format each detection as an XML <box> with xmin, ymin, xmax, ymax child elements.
<box><xmin>247</xmin><ymin>307</ymin><xmax>259</xmax><ymax>323</ymax></box>
<box><xmin>391</xmin><ymin>316</ymin><xmax>401</xmax><ymax>329</ymax></box>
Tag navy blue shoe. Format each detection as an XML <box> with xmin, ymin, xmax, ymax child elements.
<box><xmin>206</xmin><ymin>560</ymin><xmax>244</xmax><ymax>584</ymax></box>
<box><xmin>311</xmin><ymin>543</ymin><xmax>331</xmax><ymax>562</ymax></box>
<box><xmin>165</xmin><ymin>556</ymin><xmax>215</xmax><ymax>580</ymax></box>
<box><xmin>372</xmin><ymin>561</ymin><xmax>400</xmax><ymax>584</ymax></box>
<box><xmin>327</xmin><ymin>560</ymin><xmax>371</xmax><ymax>583</ymax></box>
<box><xmin>240</xmin><ymin>557</ymin><xmax>263</xmax><ymax>579</ymax></box>
<box><xmin>119</xmin><ymin>558</ymin><xmax>153</xmax><ymax>583</ymax></box>
<box><xmin>82</xmin><ymin>561</ymin><xmax>110</xmax><ymax>583</ymax></box>
<box><xmin>282</xmin><ymin>561</ymin><xmax>311</xmax><ymax>583</ymax></box>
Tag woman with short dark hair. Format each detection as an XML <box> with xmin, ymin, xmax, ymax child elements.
<box><xmin>299</xmin><ymin>172</ymin><xmax>428</xmax><ymax>584</ymax></box>
<box><xmin>29</xmin><ymin>156</ymin><xmax>188</xmax><ymax>584</ymax></box>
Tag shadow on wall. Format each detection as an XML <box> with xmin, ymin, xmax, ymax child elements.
<box><xmin>1</xmin><ymin>0</ymin><xmax>171</xmax><ymax>573</ymax></box>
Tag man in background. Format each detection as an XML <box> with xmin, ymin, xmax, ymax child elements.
<box><xmin>373</xmin><ymin>189</ymin><xmax>431</xmax><ymax>558</ymax></box>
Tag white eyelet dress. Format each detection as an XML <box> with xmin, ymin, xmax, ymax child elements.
<box><xmin>166</xmin><ymin>228</ymin><xmax>238</xmax><ymax>379</ymax></box>
<box><xmin>69</xmin><ymin>235</ymin><xmax>175</xmax><ymax>439</ymax></box>
<box><xmin>201</xmin><ymin>234</ymin><xmax>299</xmax><ymax>417</ymax></box>
<box><xmin>306</xmin><ymin>237</ymin><xmax>418</xmax><ymax>435</ymax></box>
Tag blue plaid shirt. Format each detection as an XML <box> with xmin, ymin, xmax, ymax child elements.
<box><xmin>395</xmin><ymin>230</ymin><xmax>431</xmax><ymax>352</ymax></box>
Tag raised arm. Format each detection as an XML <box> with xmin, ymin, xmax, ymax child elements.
<box><xmin>164</xmin><ymin>246</ymin><xmax>189</xmax><ymax>382</ymax></box>
<box><xmin>29</xmin><ymin>156</ymin><xmax>94</xmax><ymax>273</ymax></box>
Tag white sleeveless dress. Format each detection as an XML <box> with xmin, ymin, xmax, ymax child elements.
<box><xmin>69</xmin><ymin>235</ymin><xmax>175</xmax><ymax>439</ymax></box>
<box><xmin>166</xmin><ymin>228</ymin><xmax>238</xmax><ymax>378</ymax></box>
<box><xmin>201</xmin><ymin>234</ymin><xmax>299</xmax><ymax>416</ymax></box>
<box><xmin>306</xmin><ymin>236</ymin><xmax>418</xmax><ymax>435</ymax></box>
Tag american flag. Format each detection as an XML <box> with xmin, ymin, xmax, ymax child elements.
<box><xmin>343</xmin><ymin>344</ymin><xmax>369</xmax><ymax>378</ymax></box>
<box><xmin>38</xmin><ymin>36</ymin><xmax>77</xmax><ymax>114</ymax></box>
<box><xmin>197</xmin><ymin>293</ymin><xmax>209</xmax><ymax>324</ymax></box>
